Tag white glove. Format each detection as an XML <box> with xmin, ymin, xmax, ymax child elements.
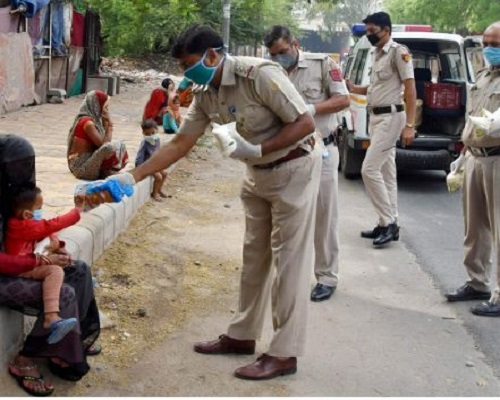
<box><xmin>306</xmin><ymin>104</ymin><xmax>316</xmax><ymax>117</ymax></box>
<box><xmin>449</xmin><ymin>153</ymin><xmax>466</xmax><ymax>174</ymax></box>
<box><xmin>212</xmin><ymin>122</ymin><xmax>238</xmax><ymax>157</ymax></box>
<box><xmin>106</xmin><ymin>171</ymin><xmax>136</xmax><ymax>186</ymax></box>
<box><xmin>228</xmin><ymin>130</ymin><xmax>262</xmax><ymax>160</ymax></box>
<box><xmin>469</xmin><ymin>108</ymin><xmax>500</xmax><ymax>139</ymax></box>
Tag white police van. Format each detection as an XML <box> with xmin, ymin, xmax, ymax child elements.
<box><xmin>338</xmin><ymin>24</ymin><xmax>485</xmax><ymax>178</ymax></box>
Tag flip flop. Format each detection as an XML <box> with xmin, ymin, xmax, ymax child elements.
<box><xmin>47</xmin><ymin>318</ymin><xmax>78</xmax><ymax>345</ymax></box>
<box><xmin>8</xmin><ymin>364</ymin><xmax>54</xmax><ymax>397</ymax></box>
<box><xmin>85</xmin><ymin>343</ymin><xmax>102</xmax><ymax>356</ymax></box>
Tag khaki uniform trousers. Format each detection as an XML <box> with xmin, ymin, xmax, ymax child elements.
<box><xmin>314</xmin><ymin>144</ymin><xmax>340</xmax><ymax>287</ymax></box>
<box><xmin>362</xmin><ymin>111</ymin><xmax>405</xmax><ymax>226</ymax></box>
<box><xmin>227</xmin><ymin>148</ymin><xmax>322</xmax><ymax>357</ymax></box>
<box><xmin>463</xmin><ymin>153</ymin><xmax>500</xmax><ymax>298</ymax></box>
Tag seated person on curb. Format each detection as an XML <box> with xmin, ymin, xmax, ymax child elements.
<box><xmin>0</xmin><ymin>134</ymin><xmax>101</xmax><ymax>397</ymax></box>
<box><xmin>136</xmin><ymin>119</ymin><xmax>168</xmax><ymax>201</ymax></box>
<box><xmin>67</xmin><ymin>90</ymin><xmax>128</xmax><ymax>181</ymax></box>
<box><xmin>143</xmin><ymin>78</ymin><xmax>176</xmax><ymax>124</ymax></box>
<box><xmin>5</xmin><ymin>186</ymin><xmax>83</xmax><ymax>344</ymax></box>
<box><xmin>163</xmin><ymin>93</ymin><xmax>182</xmax><ymax>134</ymax></box>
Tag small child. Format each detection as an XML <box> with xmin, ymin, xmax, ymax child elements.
<box><xmin>163</xmin><ymin>94</ymin><xmax>182</xmax><ymax>134</ymax></box>
<box><xmin>5</xmin><ymin>186</ymin><xmax>82</xmax><ymax>344</ymax></box>
<box><xmin>136</xmin><ymin>119</ymin><xmax>168</xmax><ymax>201</ymax></box>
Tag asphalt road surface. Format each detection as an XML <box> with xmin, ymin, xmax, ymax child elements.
<box><xmin>344</xmin><ymin>169</ymin><xmax>500</xmax><ymax>379</ymax></box>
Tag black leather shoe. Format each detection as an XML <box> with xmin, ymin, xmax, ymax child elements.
<box><xmin>471</xmin><ymin>301</ymin><xmax>500</xmax><ymax>317</ymax></box>
<box><xmin>310</xmin><ymin>284</ymin><xmax>336</xmax><ymax>302</ymax></box>
<box><xmin>445</xmin><ymin>284</ymin><xmax>491</xmax><ymax>302</ymax></box>
<box><xmin>362</xmin><ymin>225</ymin><xmax>399</xmax><ymax>240</ymax></box>
<box><xmin>373</xmin><ymin>223</ymin><xmax>399</xmax><ymax>247</ymax></box>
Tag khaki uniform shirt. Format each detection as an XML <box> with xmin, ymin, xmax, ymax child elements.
<box><xmin>462</xmin><ymin>67</ymin><xmax>500</xmax><ymax>147</ymax></box>
<box><xmin>178</xmin><ymin>55</ymin><xmax>310</xmax><ymax>166</ymax></box>
<box><xmin>288</xmin><ymin>51</ymin><xmax>349</xmax><ymax>138</ymax></box>
<box><xmin>367</xmin><ymin>39</ymin><xmax>414</xmax><ymax>107</ymax></box>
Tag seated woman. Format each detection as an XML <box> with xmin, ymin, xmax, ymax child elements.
<box><xmin>0</xmin><ymin>134</ymin><xmax>101</xmax><ymax>396</ymax></box>
<box><xmin>177</xmin><ymin>77</ymin><xmax>194</xmax><ymax>108</ymax></box>
<box><xmin>162</xmin><ymin>93</ymin><xmax>182</xmax><ymax>134</ymax></box>
<box><xmin>67</xmin><ymin>90</ymin><xmax>128</xmax><ymax>181</ymax></box>
<box><xmin>143</xmin><ymin>78</ymin><xmax>175</xmax><ymax>125</ymax></box>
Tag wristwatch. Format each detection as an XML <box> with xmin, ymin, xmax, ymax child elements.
<box><xmin>405</xmin><ymin>123</ymin><xmax>415</xmax><ymax>128</ymax></box>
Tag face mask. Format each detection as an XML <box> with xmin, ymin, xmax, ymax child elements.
<box><xmin>367</xmin><ymin>32</ymin><xmax>382</xmax><ymax>46</ymax></box>
<box><xmin>32</xmin><ymin>209</ymin><xmax>43</xmax><ymax>221</ymax></box>
<box><xmin>271</xmin><ymin>53</ymin><xmax>297</xmax><ymax>70</ymax></box>
<box><xmin>144</xmin><ymin>133</ymin><xmax>160</xmax><ymax>146</ymax></box>
<box><xmin>184</xmin><ymin>47</ymin><xmax>224</xmax><ymax>85</ymax></box>
<box><xmin>483</xmin><ymin>47</ymin><xmax>500</xmax><ymax>67</ymax></box>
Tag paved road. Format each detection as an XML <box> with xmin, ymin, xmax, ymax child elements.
<box><xmin>342</xmin><ymin>169</ymin><xmax>500</xmax><ymax>378</ymax></box>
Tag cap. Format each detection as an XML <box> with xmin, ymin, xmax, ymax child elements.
<box><xmin>362</xmin><ymin>12</ymin><xmax>392</xmax><ymax>30</ymax></box>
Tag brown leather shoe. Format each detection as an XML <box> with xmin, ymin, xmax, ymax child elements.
<box><xmin>234</xmin><ymin>354</ymin><xmax>297</xmax><ymax>380</ymax></box>
<box><xmin>193</xmin><ymin>334</ymin><xmax>255</xmax><ymax>355</ymax></box>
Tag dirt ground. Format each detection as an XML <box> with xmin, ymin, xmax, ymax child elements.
<box><xmin>56</xmin><ymin>140</ymin><xmax>248</xmax><ymax>395</ymax></box>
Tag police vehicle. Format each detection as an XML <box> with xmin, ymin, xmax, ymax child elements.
<box><xmin>338</xmin><ymin>24</ymin><xmax>485</xmax><ymax>178</ymax></box>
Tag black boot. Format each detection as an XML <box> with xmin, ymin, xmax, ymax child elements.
<box><xmin>373</xmin><ymin>223</ymin><xmax>399</xmax><ymax>247</ymax></box>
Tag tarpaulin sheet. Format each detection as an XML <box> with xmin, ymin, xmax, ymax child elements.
<box><xmin>0</xmin><ymin>32</ymin><xmax>36</xmax><ymax>114</ymax></box>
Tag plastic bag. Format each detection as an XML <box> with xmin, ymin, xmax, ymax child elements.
<box><xmin>470</xmin><ymin>108</ymin><xmax>500</xmax><ymax>139</ymax></box>
<box><xmin>211</xmin><ymin>122</ymin><xmax>238</xmax><ymax>157</ymax></box>
<box><xmin>74</xmin><ymin>179</ymin><xmax>134</xmax><ymax>211</ymax></box>
<box><xmin>446</xmin><ymin>153</ymin><xmax>466</xmax><ymax>193</ymax></box>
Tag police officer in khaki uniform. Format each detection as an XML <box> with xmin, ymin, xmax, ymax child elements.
<box><xmin>445</xmin><ymin>22</ymin><xmax>500</xmax><ymax>317</ymax></box>
<box><xmin>264</xmin><ymin>26</ymin><xmax>350</xmax><ymax>302</ymax></box>
<box><xmin>347</xmin><ymin>12</ymin><xmax>416</xmax><ymax>247</ymax></box>
<box><xmin>118</xmin><ymin>25</ymin><xmax>322</xmax><ymax>379</ymax></box>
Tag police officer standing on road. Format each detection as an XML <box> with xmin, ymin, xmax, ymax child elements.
<box><xmin>114</xmin><ymin>24</ymin><xmax>322</xmax><ymax>380</ymax></box>
<box><xmin>264</xmin><ymin>26</ymin><xmax>350</xmax><ymax>302</ymax></box>
<box><xmin>346</xmin><ymin>12</ymin><xmax>417</xmax><ymax>247</ymax></box>
<box><xmin>445</xmin><ymin>22</ymin><xmax>500</xmax><ymax>317</ymax></box>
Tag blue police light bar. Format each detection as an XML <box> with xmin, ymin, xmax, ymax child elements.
<box><xmin>351</xmin><ymin>23</ymin><xmax>367</xmax><ymax>37</ymax></box>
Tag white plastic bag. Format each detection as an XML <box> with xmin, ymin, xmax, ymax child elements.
<box><xmin>446</xmin><ymin>153</ymin><xmax>466</xmax><ymax>193</ymax></box>
<box><xmin>470</xmin><ymin>108</ymin><xmax>500</xmax><ymax>139</ymax></box>
<box><xmin>211</xmin><ymin>122</ymin><xmax>238</xmax><ymax>157</ymax></box>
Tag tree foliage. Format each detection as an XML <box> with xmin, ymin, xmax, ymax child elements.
<box><xmin>87</xmin><ymin>0</ymin><xmax>297</xmax><ymax>56</ymax></box>
<box><xmin>385</xmin><ymin>0</ymin><xmax>500</xmax><ymax>35</ymax></box>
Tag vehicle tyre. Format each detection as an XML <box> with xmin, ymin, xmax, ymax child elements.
<box><xmin>339</xmin><ymin>128</ymin><xmax>364</xmax><ymax>180</ymax></box>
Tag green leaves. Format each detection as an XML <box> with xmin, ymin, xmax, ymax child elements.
<box><xmin>386</xmin><ymin>0</ymin><xmax>499</xmax><ymax>35</ymax></box>
<box><xmin>87</xmin><ymin>0</ymin><xmax>296</xmax><ymax>56</ymax></box>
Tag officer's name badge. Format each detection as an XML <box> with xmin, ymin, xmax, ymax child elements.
<box><xmin>401</xmin><ymin>53</ymin><xmax>411</xmax><ymax>63</ymax></box>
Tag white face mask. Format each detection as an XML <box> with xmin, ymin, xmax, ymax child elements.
<box><xmin>144</xmin><ymin>133</ymin><xmax>160</xmax><ymax>145</ymax></box>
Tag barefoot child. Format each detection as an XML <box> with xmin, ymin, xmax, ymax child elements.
<box><xmin>5</xmin><ymin>186</ymin><xmax>82</xmax><ymax>344</ymax></box>
<box><xmin>135</xmin><ymin>119</ymin><xmax>168</xmax><ymax>201</ymax></box>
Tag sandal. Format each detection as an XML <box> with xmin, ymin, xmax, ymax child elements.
<box><xmin>8</xmin><ymin>363</ymin><xmax>54</xmax><ymax>397</ymax></box>
<box><xmin>85</xmin><ymin>343</ymin><xmax>102</xmax><ymax>356</ymax></box>
<box><xmin>47</xmin><ymin>318</ymin><xmax>78</xmax><ymax>345</ymax></box>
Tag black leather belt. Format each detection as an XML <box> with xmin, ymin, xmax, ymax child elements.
<box><xmin>253</xmin><ymin>148</ymin><xmax>309</xmax><ymax>169</ymax></box>
<box><xmin>323</xmin><ymin>133</ymin><xmax>338</xmax><ymax>147</ymax></box>
<box><xmin>468</xmin><ymin>145</ymin><xmax>500</xmax><ymax>157</ymax></box>
<box><xmin>368</xmin><ymin>104</ymin><xmax>404</xmax><ymax>115</ymax></box>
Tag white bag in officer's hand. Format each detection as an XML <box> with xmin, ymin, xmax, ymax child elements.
<box><xmin>447</xmin><ymin>153</ymin><xmax>466</xmax><ymax>193</ymax></box>
<box><xmin>470</xmin><ymin>108</ymin><xmax>500</xmax><ymax>139</ymax></box>
<box><xmin>211</xmin><ymin>122</ymin><xmax>238</xmax><ymax>157</ymax></box>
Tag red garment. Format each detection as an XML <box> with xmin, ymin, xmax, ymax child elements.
<box><xmin>71</xmin><ymin>6</ymin><xmax>85</xmax><ymax>47</ymax></box>
<box><xmin>73</xmin><ymin>116</ymin><xmax>93</xmax><ymax>142</ymax></box>
<box><xmin>0</xmin><ymin>253</ymin><xmax>37</xmax><ymax>276</ymax></box>
<box><xmin>5</xmin><ymin>208</ymin><xmax>81</xmax><ymax>256</ymax></box>
<box><xmin>95</xmin><ymin>90</ymin><xmax>108</xmax><ymax>110</ymax></box>
<box><xmin>143</xmin><ymin>88</ymin><xmax>167</xmax><ymax>123</ymax></box>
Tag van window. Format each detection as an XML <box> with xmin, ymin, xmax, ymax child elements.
<box><xmin>350</xmin><ymin>49</ymin><xmax>369</xmax><ymax>85</ymax></box>
<box><xmin>466</xmin><ymin>48</ymin><xmax>486</xmax><ymax>83</ymax></box>
<box><xmin>445</xmin><ymin>53</ymin><xmax>464</xmax><ymax>80</ymax></box>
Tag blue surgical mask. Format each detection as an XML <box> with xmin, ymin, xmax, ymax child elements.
<box><xmin>271</xmin><ymin>53</ymin><xmax>297</xmax><ymax>70</ymax></box>
<box><xmin>483</xmin><ymin>47</ymin><xmax>500</xmax><ymax>67</ymax></box>
<box><xmin>32</xmin><ymin>209</ymin><xmax>43</xmax><ymax>221</ymax></box>
<box><xmin>144</xmin><ymin>133</ymin><xmax>160</xmax><ymax>146</ymax></box>
<box><xmin>184</xmin><ymin>47</ymin><xmax>224</xmax><ymax>85</ymax></box>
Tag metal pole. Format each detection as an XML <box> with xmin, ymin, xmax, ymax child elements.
<box><xmin>222</xmin><ymin>0</ymin><xmax>231</xmax><ymax>53</ymax></box>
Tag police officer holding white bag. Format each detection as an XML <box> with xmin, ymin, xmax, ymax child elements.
<box><xmin>445</xmin><ymin>22</ymin><xmax>500</xmax><ymax>317</ymax></box>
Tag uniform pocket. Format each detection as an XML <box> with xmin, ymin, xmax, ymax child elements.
<box><xmin>302</xmin><ymin>86</ymin><xmax>323</xmax><ymax>103</ymax></box>
<box><xmin>376</xmin><ymin>69</ymin><xmax>392</xmax><ymax>81</ymax></box>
